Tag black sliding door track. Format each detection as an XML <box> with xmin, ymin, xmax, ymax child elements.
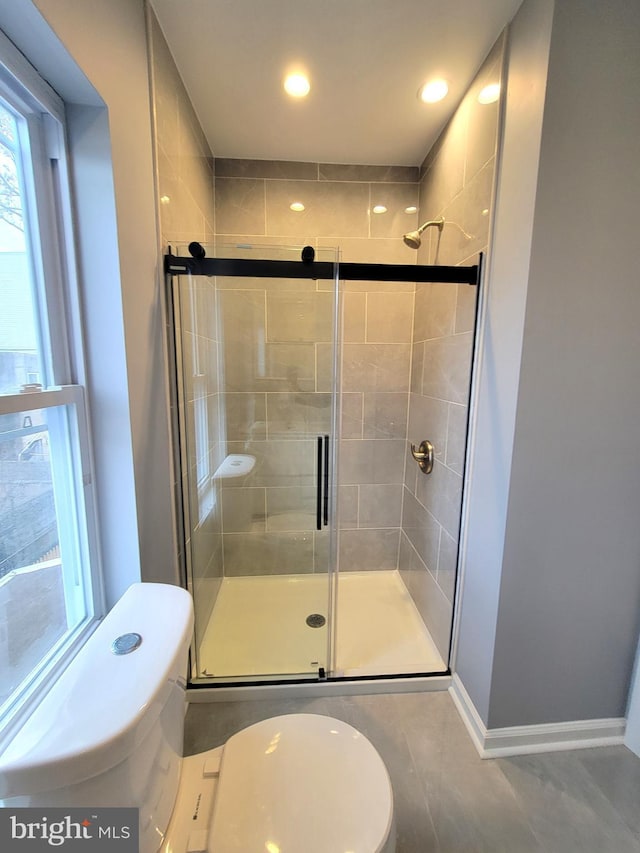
<box><xmin>165</xmin><ymin>254</ymin><xmax>479</xmax><ymax>285</ymax></box>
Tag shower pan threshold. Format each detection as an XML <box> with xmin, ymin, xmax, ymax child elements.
<box><xmin>196</xmin><ymin>570</ymin><xmax>446</xmax><ymax>682</ymax></box>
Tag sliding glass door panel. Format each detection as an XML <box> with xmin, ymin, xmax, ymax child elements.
<box><xmin>169</xmin><ymin>244</ymin><xmax>339</xmax><ymax>682</ymax></box>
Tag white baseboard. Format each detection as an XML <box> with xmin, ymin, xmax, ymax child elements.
<box><xmin>449</xmin><ymin>674</ymin><xmax>626</xmax><ymax>758</ymax></box>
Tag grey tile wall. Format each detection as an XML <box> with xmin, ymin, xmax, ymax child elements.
<box><xmin>198</xmin><ymin>37</ymin><xmax>503</xmax><ymax>675</ymax></box>
<box><xmin>149</xmin><ymin>11</ymin><xmax>215</xmax><ymax>246</ymax></box>
<box><xmin>213</xmin><ymin>157</ymin><xmax>420</xmax><ymax>578</ymax></box>
<box><xmin>154</xmin><ymin>10</ymin><xmax>503</xmax><ymax>676</ymax></box>
<box><xmin>149</xmin><ymin>7</ymin><xmax>222</xmax><ymax>650</ymax></box>
<box><xmin>215</xmin><ymin>272</ymin><xmax>333</xmax><ymax>573</ymax></box>
<box><xmin>400</xmin><ymin>34</ymin><xmax>505</xmax><ymax>660</ymax></box>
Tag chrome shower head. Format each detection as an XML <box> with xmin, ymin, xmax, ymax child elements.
<box><xmin>402</xmin><ymin>217</ymin><xmax>445</xmax><ymax>249</ymax></box>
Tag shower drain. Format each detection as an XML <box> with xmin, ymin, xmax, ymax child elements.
<box><xmin>306</xmin><ymin>613</ymin><xmax>326</xmax><ymax>628</ymax></box>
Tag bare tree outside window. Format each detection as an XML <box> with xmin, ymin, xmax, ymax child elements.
<box><xmin>0</xmin><ymin>105</ymin><xmax>23</xmax><ymax>234</ymax></box>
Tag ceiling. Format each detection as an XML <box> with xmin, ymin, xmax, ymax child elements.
<box><xmin>150</xmin><ymin>0</ymin><xmax>523</xmax><ymax>167</ymax></box>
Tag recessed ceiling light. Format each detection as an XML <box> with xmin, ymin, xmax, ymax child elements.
<box><xmin>160</xmin><ymin>195</ymin><xmax>170</xmax><ymax>205</ymax></box>
<box><xmin>404</xmin><ymin>206</ymin><xmax>417</xmax><ymax>214</ymax></box>
<box><xmin>290</xmin><ymin>201</ymin><xmax>305</xmax><ymax>212</ymax></box>
<box><xmin>284</xmin><ymin>72</ymin><xmax>310</xmax><ymax>98</ymax></box>
<box><xmin>372</xmin><ymin>205</ymin><xmax>387</xmax><ymax>214</ymax></box>
<box><xmin>478</xmin><ymin>83</ymin><xmax>500</xmax><ymax>104</ymax></box>
<box><xmin>418</xmin><ymin>79</ymin><xmax>449</xmax><ymax>104</ymax></box>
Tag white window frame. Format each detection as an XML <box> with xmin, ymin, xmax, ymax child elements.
<box><xmin>0</xmin><ymin>30</ymin><xmax>104</xmax><ymax>748</ymax></box>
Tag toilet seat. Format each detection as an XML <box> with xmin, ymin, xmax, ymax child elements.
<box><xmin>163</xmin><ymin>714</ymin><xmax>395</xmax><ymax>853</ymax></box>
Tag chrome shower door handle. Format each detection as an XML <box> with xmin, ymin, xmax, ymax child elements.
<box><xmin>411</xmin><ymin>439</ymin><xmax>434</xmax><ymax>475</ymax></box>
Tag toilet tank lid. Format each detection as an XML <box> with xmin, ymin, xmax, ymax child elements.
<box><xmin>0</xmin><ymin>583</ymin><xmax>194</xmax><ymax>799</ymax></box>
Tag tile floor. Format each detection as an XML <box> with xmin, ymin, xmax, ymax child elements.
<box><xmin>185</xmin><ymin>690</ymin><xmax>640</xmax><ymax>853</ymax></box>
<box><xmin>198</xmin><ymin>570</ymin><xmax>445</xmax><ymax>679</ymax></box>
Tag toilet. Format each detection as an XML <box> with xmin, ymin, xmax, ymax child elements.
<box><xmin>0</xmin><ymin>583</ymin><xmax>395</xmax><ymax>853</ymax></box>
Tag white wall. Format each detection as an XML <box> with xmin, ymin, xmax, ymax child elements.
<box><xmin>3</xmin><ymin>0</ymin><xmax>179</xmax><ymax>601</ymax></box>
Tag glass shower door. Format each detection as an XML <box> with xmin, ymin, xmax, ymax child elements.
<box><xmin>170</xmin><ymin>245</ymin><xmax>338</xmax><ymax>682</ymax></box>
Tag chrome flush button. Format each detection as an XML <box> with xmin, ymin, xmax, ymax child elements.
<box><xmin>111</xmin><ymin>632</ymin><xmax>143</xmax><ymax>655</ymax></box>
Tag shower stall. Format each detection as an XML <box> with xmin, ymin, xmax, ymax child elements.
<box><xmin>166</xmin><ymin>241</ymin><xmax>480</xmax><ymax>686</ymax></box>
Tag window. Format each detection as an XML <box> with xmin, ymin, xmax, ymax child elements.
<box><xmin>0</xmin><ymin>31</ymin><xmax>103</xmax><ymax>744</ymax></box>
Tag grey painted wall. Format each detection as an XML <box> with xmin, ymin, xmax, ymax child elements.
<box><xmin>454</xmin><ymin>0</ymin><xmax>555</xmax><ymax>722</ymax></box>
<box><xmin>488</xmin><ymin>0</ymin><xmax>640</xmax><ymax>727</ymax></box>
<box><xmin>457</xmin><ymin>0</ymin><xmax>640</xmax><ymax>728</ymax></box>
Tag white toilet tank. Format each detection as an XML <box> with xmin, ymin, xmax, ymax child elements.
<box><xmin>0</xmin><ymin>582</ymin><xmax>194</xmax><ymax>853</ymax></box>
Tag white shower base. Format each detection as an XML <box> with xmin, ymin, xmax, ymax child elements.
<box><xmin>197</xmin><ymin>569</ymin><xmax>446</xmax><ymax>680</ymax></box>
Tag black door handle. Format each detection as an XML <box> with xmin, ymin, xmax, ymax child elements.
<box><xmin>316</xmin><ymin>435</ymin><xmax>330</xmax><ymax>530</ymax></box>
<box><xmin>316</xmin><ymin>436</ymin><xmax>323</xmax><ymax>530</ymax></box>
<box><xmin>323</xmin><ymin>435</ymin><xmax>329</xmax><ymax>526</ymax></box>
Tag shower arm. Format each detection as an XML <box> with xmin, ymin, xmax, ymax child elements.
<box><xmin>416</xmin><ymin>217</ymin><xmax>445</xmax><ymax>236</ymax></box>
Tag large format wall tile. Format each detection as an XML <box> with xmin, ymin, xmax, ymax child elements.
<box><xmin>221</xmin><ymin>438</ymin><xmax>316</xmax><ymax>490</ymax></box>
<box><xmin>209</xmin><ymin>39</ymin><xmax>501</xmax><ymax>606</ymax></box>
<box><xmin>366</xmin><ymin>292</ymin><xmax>414</xmax><ymax>343</ymax></box>
<box><xmin>338</xmin><ymin>485</ymin><xmax>359</xmax><ymax>529</ymax></box>
<box><xmin>369</xmin><ymin>183</ymin><xmax>420</xmax><ymax>239</ymax></box>
<box><xmin>455</xmin><ymin>282</ymin><xmax>479</xmax><ymax>334</ymax></box>
<box><xmin>319</xmin><ymin>237</ymin><xmax>411</xmax><ymax>266</ymax></box>
<box><xmin>264</xmin><ymin>343</ymin><xmax>316</xmax><ymax>392</ymax></box>
<box><xmin>339</xmin><ymin>439</ymin><xmax>406</xmax><ymax>485</ymax></box>
<box><xmin>219</xmin><ymin>289</ymin><xmax>265</xmax><ymax>392</ymax></box>
<box><xmin>221</xmin><ymin>488</ymin><xmax>265</xmax><ymax>533</ymax></box>
<box><xmin>266</xmin><ymin>291</ymin><xmax>333</xmax><ymax>343</ymax></box>
<box><xmin>421</xmin><ymin>333</ymin><xmax>474</xmax><ymax>404</ymax></box>
<box><xmin>223</xmin><ymin>392</ymin><xmax>266</xmax><ymax>441</ymax></box>
<box><xmin>401</xmin><ymin>487</ymin><xmax>440</xmax><ymax>574</ymax></box>
<box><xmin>150</xmin><ymin>9</ymin><xmax>220</xmax><ymax>632</ymax></box>
<box><xmin>357</xmin><ymin>484</ymin><xmax>403</xmax><ymax>529</ymax></box>
<box><xmin>464</xmin><ymin>35</ymin><xmax>504</xmax><ymax>183</ymax></box>
<box><xmin>445</xmin><ymin>402</ymin><xmax>469</xmax><ymax>476</ymax></box>
<box><xmin>414</xmin><ymin>283</ymin><xmax>456</xmax><ymax>342</ymax></box>
<box><xmin>437</xmin><ymin>527</ymin><xmax>458</xmax><ymax>603</ymax></box>
<box><xmin>341</xmin><ymin>392</ymin><xmax>363</xmax><ymax>439</ymax></box>
<box><xmin>342</xmin><ymin>343</ymin><xmax>411</xmax><ymax>393</ymax></box>
<box><xmin>265</xmin><ymin>392</ymin><xmax>331</xmax><ymax>439</ymax></box>
<box><xmin>416</xmin><ymin>459</ymin><xmax>463</xmax><ymax>541</ymax></box>
<box><xmin>266</xmin><ymin>180</ymin><xmax>370</xmax><ymax>238</ymax></box>
<box><xmin>342</xmin><ymin>291</ymin><xmax>367</xmax><ymax>342</ymax></box>
<box><xmin>338</xmin><ymin>528</ymin><xmax>400</xmax><ymax>572</ymax></box>
<box><xmin>408</xmin><ymin>393</ymin><xmax>448</xmax><ymax>464</ymax></box>
<box><xmin>215</xmin><ymin>177</ymin><xmax>266</xmax><ymax>235</ymax></box>
<box><xmin>319</xmin><ymin>163</ymin><xmax>418</xmax><ymax>183</ymax></box>
<box><xmin>419</xmin><ymin>104</ymin><xmax>467</xmax><ymax>219</ymax></box>
<box><xmin>410</xmin><ymin>341</ymin><xmax>424</xmax><ymax>395</ymax></box>
<box><xmin>216</xmin><ymin>158</ymin><xmax>318</xmax><ymax>180</ymax></box>
<box><xmin>398</xmin><ymin>531</ymin><xmax>453</xmax><ymax>660</ymax></box>
<box><xmin>362</xmin><ymin>392</ymin><xmax>408</xmax><ymax>440</ymax></box>
<box><xmin>265</xmin><ymin>486</ymin><xmax>317</xmax><ymax>532</ymax></box>
<box><xmin>223</xmin><ymin>531</ymin><xmax>314</xmax><ymax>575</ymax></box>
<box><xmin>401</xmin><ymin>35</ymin><xmax>503</xmax><ymax>649</ymax></box>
